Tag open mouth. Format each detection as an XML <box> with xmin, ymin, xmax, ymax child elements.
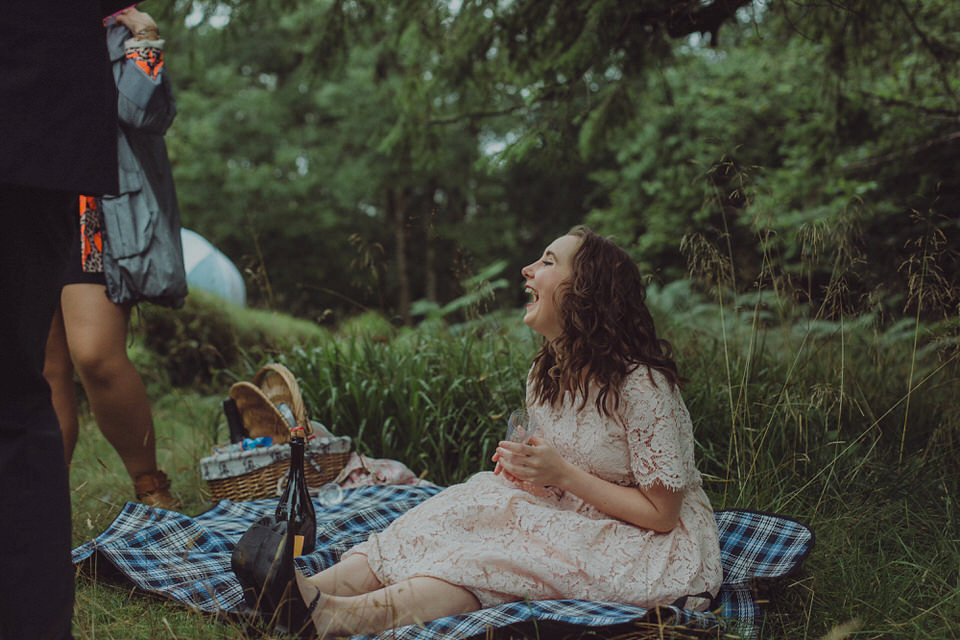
<box><xmin>525</xmin><ymin>285</ymin><xmax>539</xmax><ymax>307</ymax></box>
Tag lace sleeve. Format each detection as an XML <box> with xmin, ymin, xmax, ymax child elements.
<box><xmin>622</xmin><ymin>367</ymin><xmax>700</xmax><ymax>491</ymax></box>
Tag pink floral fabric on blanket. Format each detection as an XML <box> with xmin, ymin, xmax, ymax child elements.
<box><xmin>334</xmin><ymin>453</ymin><xmax>430</xmax><ymax>488</ymax></box>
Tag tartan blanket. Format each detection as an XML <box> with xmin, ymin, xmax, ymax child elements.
<box><xmin>72</xmin><ymin>485</ymin><xmax>813</xmax><ymax>639</ymax></box>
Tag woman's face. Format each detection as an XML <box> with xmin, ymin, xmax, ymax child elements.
<box><xmin>521</xmin><ymin>234</ymin><xmax>581</xmax><ymax>341</ymax></box>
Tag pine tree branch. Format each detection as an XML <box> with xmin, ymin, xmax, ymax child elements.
<box><xmin>843</xmin><ymin>131</ymin><xmax>960</xmax><ymax>172</ymax></box>
<box><xmin>856</xmin><ymin>89</ymin><xmax>960</xmax><ymax>120</ymax></box>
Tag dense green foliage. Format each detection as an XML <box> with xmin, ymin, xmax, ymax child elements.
<box><xmin>133</xmin><ymin>290</ymin><xmax>332</xmax><ymax>391</ymax></box>
<box><xmin>149</xmin><ymin>0</ymin><xmax>957</xmax><ymax>324</ymax></box>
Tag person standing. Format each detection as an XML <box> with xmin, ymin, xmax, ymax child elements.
<box><xmin>0</xmin><ymin>2</ymin><xmax>135</xmax><ymax>638</ymax></box>
<box><xmin>43</xmin><ymin>5</ymin><xmax>187</xmax><ymax>510</ymax></box>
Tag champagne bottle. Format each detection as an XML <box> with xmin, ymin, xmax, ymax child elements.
<box><xmin>275</xmin><ymin>426</ymin><xmax>316</xmax><ymax>557</ymax></box>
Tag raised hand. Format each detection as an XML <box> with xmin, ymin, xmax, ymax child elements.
<box><xmin>114</xmin><ymin>7</ymin><xmax>159</xmax><ymax>40</ymax></box>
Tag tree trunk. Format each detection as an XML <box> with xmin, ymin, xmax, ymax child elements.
<box><xmin>388</xmin><ymin>187</ymin><xmax>412</xmax><ymax>324</ymax></box>
<box><xmin>425</xmin><ymin>180</ymin><xmax>439</xmax><ymax>304</ymax></box>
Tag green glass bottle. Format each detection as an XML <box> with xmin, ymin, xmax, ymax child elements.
<box><xmin>275</xmin><ymin>426</ymin><xmax>316</xmax><ymax>556</ymax></box>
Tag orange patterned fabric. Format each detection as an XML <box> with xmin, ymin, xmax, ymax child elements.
<box><xmin>126</xmin><ymin>43</ymin><xmax>163</xmax><ymax>79</ymax></box>
<box><xmin>78</xmin><ymin>195</ymin><xmax>104</xmax><ymax>273</ymax></box>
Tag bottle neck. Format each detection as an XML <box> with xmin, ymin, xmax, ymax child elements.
<box><xmin>289</xmin><ymin>427</ymin><xmax>306</xmax><ymax>455</ymax></box>
<box><xmin>288</xmin><ymin>436</ymin><xmax>305</xmax><ymax>472</ymax></box>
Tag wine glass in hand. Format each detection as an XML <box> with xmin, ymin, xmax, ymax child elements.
<box><xmin>500</xmin><ymin>408</ymin><xmax>557</xmax><ymax>498</ymax></box>
<box><xmin>506</xmin><ymin>408</ymin><xmax>536</xmax><ymax>444</ymax></box>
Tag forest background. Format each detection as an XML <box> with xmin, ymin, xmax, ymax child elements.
<box><xmin>71</xmin><ymin>1</ymin><xmax>959</xmax><ymax>638</ymax></box>
<box><xmin>156</xmin><ymin>0</ymin><xmax>959</xmax><ymax>327</ymax></box>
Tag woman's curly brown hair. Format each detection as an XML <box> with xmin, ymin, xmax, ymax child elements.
<box><xmin>529</xmin><ymin>226</ymin><xmax>684</xmax><ymax>417</ymax></box>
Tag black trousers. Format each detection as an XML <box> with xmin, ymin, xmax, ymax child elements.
<box><xmin>0</xmin><ymin>185</ymin><xmax>76</xmax><ymax>640</ymax></box>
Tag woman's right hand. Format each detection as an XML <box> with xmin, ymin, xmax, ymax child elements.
<box><xmin>491</xmin><ymin>451</ymin><xmax>512</xmax><ymax>480</ymax></box>
<box><xmin>493</xmin><ymin>435</ymin><xmax>572</xmax><ymax>487</ymax></box>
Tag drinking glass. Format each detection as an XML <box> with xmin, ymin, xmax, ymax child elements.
<box><xmin>316</xmin><ymin>482</ymin><xmax>344</xmax><ymax>507</ymax></box>
<box><xmin>506</xmin><ymin>408</ymin><xmax>537</xmax><ymax>444</ymax></box>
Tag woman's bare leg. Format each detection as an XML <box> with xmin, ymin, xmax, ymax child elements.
<box><xmin>60</xmin><ymin>283</ymin><xmax>158</xmax><ymax>480</ymax></box>
<box><xmin>43</xmin><ymin>305</ymin><xmax>80</xmax><ymax>464</ymax></box>
<box><xmin>297</xmin><ymin>570</ymin><xmax>481</xmax><ymax>638</ymax></box>
<box><xmin>299</xmin><ymin>553</ymin><xmax>384</xmax><ymax>597</ymax></box>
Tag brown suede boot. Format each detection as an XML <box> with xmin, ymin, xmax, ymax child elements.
<box><xmin>134</xmin><ymin>470</ymin><xmax>181</xmax><ymax>510</ymax></box>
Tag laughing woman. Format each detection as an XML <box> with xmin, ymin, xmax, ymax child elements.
<box><xmin>248</xmin><ymin>225</ymin><xmax>722</xmax><ymax>637</ymax></box>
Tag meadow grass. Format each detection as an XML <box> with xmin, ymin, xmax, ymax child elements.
<box><xmin>68</xmin><ymin>292</ymin><xmax>959</xmax><ymax>639</ymax></box>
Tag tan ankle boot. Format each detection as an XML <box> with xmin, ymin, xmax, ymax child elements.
<box><xmin>134</xmin><ymin>470</ymin><xmax>181</xmax><ymax>510</ymax></box>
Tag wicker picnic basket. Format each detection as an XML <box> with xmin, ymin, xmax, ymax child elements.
<box><xmin>199</xmin><ymin>364</ymin><xmax>352</xmax><ymax>502</ymax></box>
<box><xmin>200</xmin><ymin>428</ymin><xmax>352</xmax><ymax>501</ymax></box>
<box><xmin>228</xmin><ymin>363</ymin><xmax>312</xmax><ymax>444</ymax></box>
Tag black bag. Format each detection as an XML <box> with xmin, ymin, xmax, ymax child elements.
<box><xmin>231</xmin><ymin>516</ymin><xmax>310</xmax><ymax>634</ymax></box>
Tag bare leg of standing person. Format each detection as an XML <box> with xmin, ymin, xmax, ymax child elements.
<box><xmin>58</xmin><ymin>282</ymin><xmax>178</xmax><ymax>508</ymax></box>
<box><xmin>44</xmin><ymin>305</ymin><xmax>81</xmax><ymax>464</ymax></box>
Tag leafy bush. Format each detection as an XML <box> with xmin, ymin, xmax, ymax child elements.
<box><xmin>132</xmin><ymin>290</ymin><xmax>332</xmax><ymax>393</ymax></box>
<box><xmin>285</xmin><ymin>311</ymin><xmax>539</xmax><ymax>485</ymax></box>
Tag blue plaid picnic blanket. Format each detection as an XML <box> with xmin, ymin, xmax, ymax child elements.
<box><xmin>72</xmin><ymin>485</ymin><xmax>813</xmax><ymax>639</ymax></box>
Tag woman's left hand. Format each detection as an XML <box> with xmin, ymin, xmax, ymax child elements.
<box><xmin>115</xmin><ymin>7</ymin><xmax>159</xmax><ymax>40</ymax></box>
<box><xmin>493</xmin><ymin>434</ymin><xmax>682</xmax><ymax>531</ymax></box>
<box><xmin>492</xmin><ymin>435</ymin><xmax>571</xmax><ymax>488</ymax></box>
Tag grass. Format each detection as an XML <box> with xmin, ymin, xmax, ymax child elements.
<box><xmin>68</xmin><ymin>290</ymin><xmax>960</xmax><ymax>639</ymax></box>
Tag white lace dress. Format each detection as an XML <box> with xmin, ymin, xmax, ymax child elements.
<box><xmin>344</xmin><ymin>366</ymin><xmax>722</xmax><ymax>610</ymax></box>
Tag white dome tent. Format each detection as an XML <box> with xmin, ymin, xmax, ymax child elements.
<box><xmin>180</xmin><ymin>228</ymin><xmax>246</xmax><ymax>306</ymax></box>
